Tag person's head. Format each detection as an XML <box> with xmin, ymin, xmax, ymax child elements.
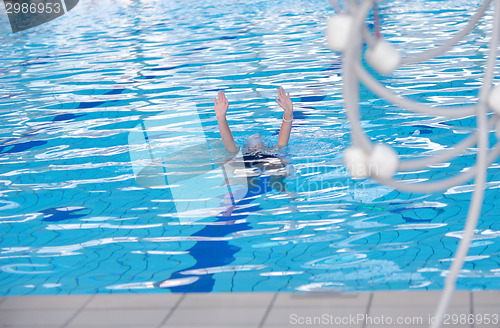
<box><xmin>244</xmin><ymin>133</ymin><xmax>264</xmax><ymax>153</ymax></box>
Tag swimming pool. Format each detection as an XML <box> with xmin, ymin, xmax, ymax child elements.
<box><xmin>1</xmin><ymin>0</ymin><xmax>500</xmax><ymax>295</ymax></box>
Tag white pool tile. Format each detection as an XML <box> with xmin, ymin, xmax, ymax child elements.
<box><xmin>263</xmin><ymin>307</ymin><xmax>364</xmax><ymax>328</ymax></box>
<box><xmin>273</xmin><ymin>292</ymin><xmax>370</xmax><ymax>309</ymax></box>
<box><xmin>371</xmin><ymin>290</ymin><xmax>470</xmax><ymax>307</ymax></box>
<box><xmin>474</xmin><ymin>305</ymin><xmax>500</xmax><ymax>328</ymax></box>
<box><xmin>0</xmin><ymin>295</ymin><xmax>91</xmax><ymax>310</ymax></box>
<box><xmin>367</xmin><ymin>306</ymin><xmax>471</xmax><ymax>328</ymax></box>
<box><xmin>0</xmin><ymin>326</ymin><xmax>61</xmax><ymax>328</ymax></box>
<box><xmin>0</xmin><ymin>309</ymin><xmax>76</xmax><ymax>326</ymax></box>
<box><xmin>179</xmin><ymin>292</ymin><xmax>274</xmax><ymax>308</ymax></box>
<box><xmin>0</xmin><ymin>290</ymin><xmax>498</xmax><ymax>328</ymax></box>
<box><xmin>69</xmin><ymin>327</ymin><xmax>158</xmax><ymax>328</ymax></box>
<box><xmin>367</xmin><ymin>306</ymin><xmax>433</xmax><ymax>328</ymax></box>
<box><xmin>85</xmin><ymin>293</ymin><xmax>182</xmax><ymax>309</ymax></box>
<box><xmin>473</xmin><ymin>290</ymin><xmax>500</xmax><ymax>306</ymax></box>
<box><xmin>160</xmin><ymin>325</ymin><xmax>258</xmax><ymax>328</ymax></box>
<box><xmin>260</xmin><ymin>326</ymin><xmax>303</xmax><ymax>328</ymax></box>
<box><xmin>165</xmin><ymin>307</ymin><xmax>266</xmax><ymax>327</ymax></box>
<box><xmin>67</xmin><ymin>309</ymin><xmax>169</xmax><ymax>327</ymax></box>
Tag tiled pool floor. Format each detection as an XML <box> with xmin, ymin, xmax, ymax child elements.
<box><xmin>0</xmin><ymin>290</ymin><xmax>498</xmax><ymax>328</ymax></box>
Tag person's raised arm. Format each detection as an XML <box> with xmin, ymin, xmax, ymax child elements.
<box><xmin>276</xmin><ymin>87</ymin><xmax>294</xmax><ymax>147</ymax></box>
<box><xmin>214</xmin><ymin>90</ymin><xmax>238</xmax><ymax>153</ymax></box>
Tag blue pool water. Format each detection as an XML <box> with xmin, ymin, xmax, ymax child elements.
<box><xmin>1</xmin><ymin>0</ymin><xmax>500</xmax><ymax>295</ymax></box>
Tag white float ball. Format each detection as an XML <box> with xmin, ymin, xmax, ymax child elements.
<box><xmin>344</xmin><ymin>146</ymin><xmax>369</xmax><ymax>179</ymax></box>
<box><xmin>365</xmin><ymin>40</ymin><xmax>401</xmax><ymax>75</ymax></box>
<box><xmin>368</xmin><ymin>144</ymin><xmax>399</xmax><ymax>179</ymax></box>
<box><xmin>487</xmin><ymin>85</ymin><xmax>500</xmax><ymax>115</ymax></box>
<box><xmin>326</xmin><ymin>15</ymin><xmax>353</xmax><ymax>52</ymax></box>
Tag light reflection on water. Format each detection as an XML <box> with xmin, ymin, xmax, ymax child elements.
<box><xmin>1</xmin><ymin>0</ymin><xmax>500</xmax><ymax>295</ymax></box>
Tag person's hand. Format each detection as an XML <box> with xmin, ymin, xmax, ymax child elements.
<box><xmin>214</xmin><ymin>90</ymin><xmax>229</xmax><ymax>119</ymax></box>
<box><xmin>275</xmin><ymin>87</ymin><xmax>293</xmax><ymax>120</ymax></box>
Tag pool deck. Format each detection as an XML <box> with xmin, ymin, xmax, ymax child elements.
<box><xmin>0</xmin><ymin>290</ymin><xmax>499</xmax><ymax>328</ymax></box>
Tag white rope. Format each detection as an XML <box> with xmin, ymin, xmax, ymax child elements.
<box><xmin>329</xmin><ymin>0</ymin><xmax>343</xmax><ymax>14</ymax></box>
<box><xmin>378</xmin><ymin>142</ymin><xmax>500</xmax><ymax>193</ymax></box>
<box><xmin>331</xmin><ymin>1</ymin><xmax>500</xmax><ymax>328</ymax></box>
<box><xmin>430</xmin><ymin>1</ymin><xmax>499</xmax><ymax>326</ymax></box>
<box><xmin>355</xmin><ymin>64</ymin><xmax>477</xmax><ymax>118</ymax></box>
<box><xmin>371</xmin><ymin>122</ymin><xmax>500</xmax><ymax>195</ymax></box>
<box><xmin>401</xmin><ymin>0</ymin><xmax>493</xmax><ymax>65</ymax></box>
<box><xmin>397</xmin><ymin>117</ymin><xmax>497</xmax><ymax>171</ymax></box>
<box><xmin>342</xmin><ymin>0</ymin><xmax>375</xmax><ymax>153</ymax></box>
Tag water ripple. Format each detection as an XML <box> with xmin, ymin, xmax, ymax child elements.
<box><xmin>0</xmin><ymin>0</ymin><xmax>499</xmax><ymax>294</ymax></box>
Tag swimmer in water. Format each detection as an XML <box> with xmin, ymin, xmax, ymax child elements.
<box><xmin>214</xmin><ymin>87</ymin><xmax>294</xmax><ymax>192</ymax></box>
<box><xmin>214</xmin><ymin>87</ymin><xmax>293</xmax><ymax>153</ymax></box>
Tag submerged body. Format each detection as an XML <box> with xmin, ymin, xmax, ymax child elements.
<box><xmin>214</xmin><ymin>87</ymin><xmax>294</xmax><ymax>193</ymax></box>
